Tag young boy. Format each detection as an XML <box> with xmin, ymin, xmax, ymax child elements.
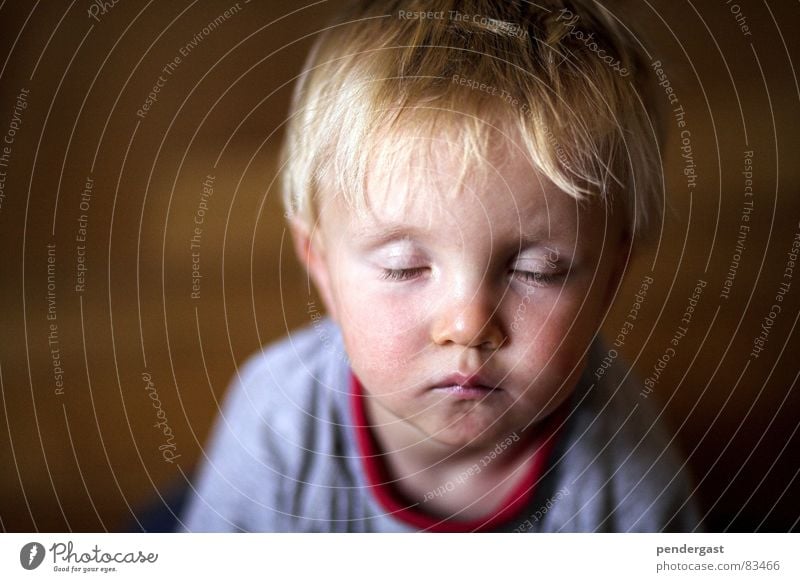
<box><xmin>180</xmin><ymin>0</ymin><xmax>702</xmax><ymax>532</ymax></box>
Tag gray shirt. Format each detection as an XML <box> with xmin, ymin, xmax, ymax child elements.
<box><xmin>179</xmin><ymin>315</ymin><xmax>703</xmax><ymax>532</ymax></box>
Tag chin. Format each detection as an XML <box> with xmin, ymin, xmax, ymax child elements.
<box><xmin>425</xmin><ymin>415</ymin><xmax>512</xmax><ymax>450</ymax></box>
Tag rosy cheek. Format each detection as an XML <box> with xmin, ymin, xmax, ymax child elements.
<box><xmin>508</xmin><ymin>297</ymin><xmax>582</xmax><ymax>355</ymax></box>
<box><xmin>360</xmin><ymin>288</ymin><xmax>426</xmax><ymax>330</ymax></box>
<box><xmin>339</xmin><ymin>294</ymin><xmax>416</xmax><ymax>371</ymax></box>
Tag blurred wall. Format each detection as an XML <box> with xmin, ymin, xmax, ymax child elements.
<box><xmin>0</xmin><ymin>0</ymin><xmax>798</xmax><ymax>532</ymax></box>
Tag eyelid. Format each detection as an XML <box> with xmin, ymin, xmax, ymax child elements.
<box><xmin>374</xmin><ymin>238</ymin><xmax>417</xmax><ymax>254</ymax></box>
<box><xmin>375</xmin><ymin>245</ymin><xmax>427</xmax><ymax>268</ymax></box>
<box><xmin>512</xmin><ymin>259</ymin><xmax>561</xmax><ymax>271</ymax></box>
<box><xmin>514</xmin><ymin>249</ymin><xmax>563</xmax><ymax>265</ymax></box>
<box><xmin>380</xmin><ymin>256</ymin><xmax>424</xmax><ymax>270</ymax></box>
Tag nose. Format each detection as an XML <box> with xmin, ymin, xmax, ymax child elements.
<box><xmin>431</xmin><ymin>282</ymin><xmax>506</xmax><ymax>350</ymax></box>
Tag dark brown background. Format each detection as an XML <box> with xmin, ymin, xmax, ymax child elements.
<box><xmin>0</xmin><ymin>0</ymin><xmax>798</xmax><ymax>532</ymax></box>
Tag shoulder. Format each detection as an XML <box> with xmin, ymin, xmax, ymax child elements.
<box><xmin>549</xmin><ymin>336</ymin><xmax>703</xmax><ymax>532</ymax></box>
<box><xmin>606</xmin><ymin>370</ymin><xmax>702</xmax><ymax>531</ymax></box>
<box><xmin>236</xmin><ymin>315</ymin><xmax>344</xmax><ymax>408</ymax></box>
<box><xmin>235</xmin><ymin>315</ymin><xmax>351</xmax><ymax>447</ymax></box>
<box><xmin>179</xmin><ymin>315</ymin><xmax>349</xmax><ymax>531</ymax></box>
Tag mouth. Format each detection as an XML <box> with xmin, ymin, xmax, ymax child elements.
<box><xmin>431</xmin><ymin>384</ymin><xmax>499</xmax><ymax>400</ymax></box>
<box><xmin>429</xmin><ymin>372</ymin><xmax>501</xmax><ymax>400</ymax></box>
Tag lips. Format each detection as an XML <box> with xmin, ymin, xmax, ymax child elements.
<box><xmin>429</xmin><ymin>372</ymin><xmax>500</xmax><ymax>400</ymax></box>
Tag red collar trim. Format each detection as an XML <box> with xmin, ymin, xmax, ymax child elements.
<box><xmin>349</xmin><ymin>370</ymin><xmax>567</xmax><ymax>532</ymax></box>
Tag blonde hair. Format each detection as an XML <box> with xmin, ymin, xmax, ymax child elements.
<box><xmin>280</xmin><ymin>0</ymin><xmax>665</xmax><ymax>241</ymax></box>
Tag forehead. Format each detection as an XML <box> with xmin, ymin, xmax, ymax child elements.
<box><xmin>355</xmin><ymin>139</ymin><xmax>581</xmax><ymax>238</ymax></box>
<box><xmin>317</xmin><ymin>119</ymin><xmax>617</xmax><ymax>248</ymax></box>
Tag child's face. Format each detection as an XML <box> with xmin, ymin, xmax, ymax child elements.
<box><xmin>294</xmin><ymin>136</ymin><xmax>627</xmax><ymax>449</ymax></box>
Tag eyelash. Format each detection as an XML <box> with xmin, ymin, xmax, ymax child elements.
<box><xmin>514</xmin><ymin>271</ymin><xmax>561</xmax><ymax>285</ymax></box>
<box><xmin>379</xmin><ymin>267</ymin><xmax>428</xmax><ymax>281</ymax></box>
<box><xmin>379</xmin><ymin>268</ymin><xmax>563</xmax><ymax>285</ymax></box>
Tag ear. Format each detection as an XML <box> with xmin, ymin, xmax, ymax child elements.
<box><xmin>288</xmin><ymin>216</ymin><xmax>340</xmax><ymax>323</ymax></box>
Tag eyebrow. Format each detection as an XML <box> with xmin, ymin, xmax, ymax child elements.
<box><xmin>353</xmin><ymin>225</ymin><xmax>430</xmax><ymax>250</ymax></box>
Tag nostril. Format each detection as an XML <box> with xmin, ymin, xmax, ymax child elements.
<box><xmin>430</xmin><ymin>290</ymin><xmax>506</xmax><ymax>348</ymax></box>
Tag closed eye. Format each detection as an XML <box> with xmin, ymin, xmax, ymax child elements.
<box><xmin>379</xmin><ymin>268</ymin><xmax>564</xmax><ymax>284</ymax></box>
<box><xmin>379</xmin><ymin>267</ymin><xmax>428</xmax><ymax>281</ymax></box>
<box><xmin>511</xmin><ymin>270</ymin><xmax>564</xmax><ymax>286</ymax></box>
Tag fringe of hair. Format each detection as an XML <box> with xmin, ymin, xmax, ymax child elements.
<box><xmin>280</xmin><ymin>0</ymin><xmax>665</xmax><ymax>242</ymax></box>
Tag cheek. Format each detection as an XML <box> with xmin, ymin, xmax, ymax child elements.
<box><xmin>335</xmin><ymin>283</ymin><xmax>426</xmax><ymax>377</ymax></box>
<box><xmin>509</xmin><ymin>293</ymin><xmax>589</xmax><ymax>374</ymax></box>
<box><xmin>510</xmin><ymin>291</ymin><xmax>580</xmax><ymax>339</ymax></box>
